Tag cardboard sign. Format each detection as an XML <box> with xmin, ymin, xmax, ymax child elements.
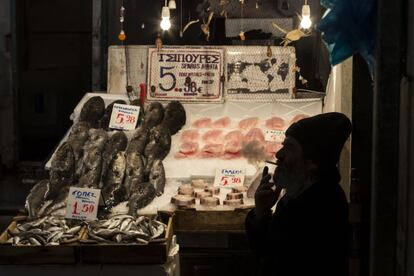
<box><xmin>214</xmin><ymin>168</ymin><xmax>245</xmax><ymax>188</ymax></box>
<box><xmin>265</xmin><ymin>129</ymin><xmax>285</xmax><ymax>142</ymax></box>
<box><xmin>147</xmin><ymin>47</ymin><xmax>224</xmax><ymax>102</ymax></box>
<box><xmin>109</xmin><ymin>103</ymin><xmax>140</xmax><ymax>130</ymax></box>
<box><xmin>66</xmin><ymin>187</ymin><xmax>100</xmax><ymax>221</ymax></box>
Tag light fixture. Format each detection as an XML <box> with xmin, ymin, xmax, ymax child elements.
<box><xmin>168</xmin><ymin>0</ymin><xmax>176</xmax><ymax>10</ymax></box>
<box><xmin>300</xmin><ymin>1</ymin><xmax>312</xmax><ymax>29</ymax></box>
<box><xmin>160</xmin><ymin>5</ymin><xmax>171</xmax><ymax>31</ymax></box>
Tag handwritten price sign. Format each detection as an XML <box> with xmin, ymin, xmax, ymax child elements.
<box><xmin>109</xmin><ymin>103</ymin><xmax>140</xmax><ymax>130</ymax></box>
<box><xmin>214</xmin><ymin>168</ymin><xmax>245</xmax><ymax>188</ymax></box>
<box><xmin>265</xmin><ymin>129</ymin><xmax>285</xmax><ymax>142</ymax></box>
<box><xmin>65</xmin><ymin>187</ymin><xmax>100</xmax><ymax>221</ymax></box>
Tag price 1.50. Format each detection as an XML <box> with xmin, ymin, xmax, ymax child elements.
<box><xmin>72</xmin><ymin>202</ymin><xmax>95</xmax><ymax>215</ymax></box>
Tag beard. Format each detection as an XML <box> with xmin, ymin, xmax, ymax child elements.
<box><xmin>273</xmin><ymin>164</ymin><xmax>305</xmax><ymax>196</ymax></box>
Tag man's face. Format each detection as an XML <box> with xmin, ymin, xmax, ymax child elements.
<box><xmin>273</xmin><ymin>136</ymin><xmax>307</xmax><ymax>196</ymax></box>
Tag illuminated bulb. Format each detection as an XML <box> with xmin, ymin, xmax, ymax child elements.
<box><xmin>118</xmin><ymin>30</ymin><xmax>126</xmax><ymax>41</ymax></box>
<box><xmin>300</xmin><ymin>4</ymin><xmax>312</xmax><ymax>29</ymax></box>
<box><xmin>160</xmin><ymin>6</ymin><xmax>171</xmax><ymax>31</ymax></box>
<box><xmin>168</xmin><ymin>0</ymin><xmax>176</xmax><ymax>10</ymax></box>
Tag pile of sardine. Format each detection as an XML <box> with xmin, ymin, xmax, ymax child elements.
<box><xmin>25</xmin><ymin>96</ymin><xmax>186</xmax><ymax>219</ymax></box>
<box><xmin>6</xmin><ymin>216</ymin><xmax>83</xmax><ymax>246</ymax></box>
<box><xmin>86</xmin><ymin>214</ymin><xmax>166</xmax><ymax>244</ymax></box>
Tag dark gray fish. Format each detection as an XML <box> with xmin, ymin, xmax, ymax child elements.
<box><xmin>144</xmin><ymin>125</ymin><xmax>171</xmax><ymax>174</ymax></box>
<box><xmin>149</xmin><ymin>159</ymin><xmax>166</xmax><ymax>196</ymax></box>
<box><xmin>124</xmin><ymin>152</ymin><xmax>145</xmax><ymax>197</ymax></box>
<box><xmin>79</xmin><ymin>96</ymin><xmax>105</xmax><ymax>128</ymax></box>
<box><xmin>162</xmin><ymin>101</ymin><xmax>186</xmax><ymax>135</ymax></box>
<box><xmin>46</xmin><ymin>142</ymin><xmax>75</xmax><ymax>200</ymax></box>
<box><xmin>143</xmin><ymin>102</ymin><xmax>164</xmax><ymax>129</ymax></box>
<box><xmin>126</xmin><ymin>127</ymin><xmax>149</xmax><ymax>155</ymax></box>
<box><xmin>101</xmin><ymin>131</ymin><xmax>128</xmax><ymax>186</ymax></box>
<box><xmin>99</xmin><ymin>100</ymin><xmax>127</xmax><ymax>130</ymax></box>
<box><xmin>102</xmin><ymin>152</ymin><xmax>127</xmax><ymax>210</ymax></box>
<box><xmin>67</xmin><ymin>121</ymin><xmax>90</xmax><ymax>178</ymax></box>
<box><xmin>39</xmin><ymin>186</ymin><xmax>70</xmax><ymax>217</ymax></box>
<box><xmin>79</xmin><ymin>147</ymin><xmax>103</xmax><ymax>188</ymax></box>
<box><xmin>25</xmin><ymin>179</ymin><xmax>49</xmax><ymax>219</ymax></box>
<box><xmin>84</xmin><ymin>129</ymin><xmax>108</xmax><ymax>152</ymax></box>
<box><xmin>128</xmin><ymin>182</ymin><xmax>156</xmax><ymax>217</ymax></box>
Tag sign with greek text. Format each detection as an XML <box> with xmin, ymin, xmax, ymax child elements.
<box><xmin>66</xmin><ymin>187</ymin><xmax>100</xmax><ymax>221</ymax></box>
<box><xmin>265</xmin><ymin>129</ymin><xmax>285</xmax><ymax>142</ymax></box>
<box><xmin>109</xmin><ymin>103</ymin><xmax>140</xmax><ymax>130</ymax></box>
<box><xmin>147</xmin><ymin>47</ymin><xmax>224</xmax><ymax>102</ymax></box>
<box><xmin>214</xmin><ymin>168</ymin><xmax>245</xmax><ymax>188</ymax></box>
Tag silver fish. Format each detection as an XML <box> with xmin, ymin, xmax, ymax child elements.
<box><xmin>25</xmin><ymin>179</ymin><xmax>49</xmax><ymax>219</ymax></box>
<box><xmin>149</xmin><ymin>159</ymin><xmax>166</xmax><ymax>196</ymax></box>
<box><xmin>128</xmin><ymin>182</ymin><xmax>156</xmax><ymax>217</ymax></box>
<box><xmin>143</xmin><ymin>102</ymin><xmax>164</xmax><ymax>129</ymax></box>
<box><xmin>102</xmin><ymin>152</ymin><xmax>127</xmax><ymax>210</ymax></box>
<box><xmin>79</xmin><ymin>96</ymin><xmax>105</xmax><ymax>129</ymax></box>
<box><xmin>101</xmin><ymin>131</ymin><xmax>128</xmax><ymax>186</ymax></box>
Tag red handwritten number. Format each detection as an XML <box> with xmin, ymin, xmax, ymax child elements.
<box><xmin>72</xmin><ymin>202</ymin><xmax>79</xmax><ymax>215</ymax></box>
<box><xmin>232</xmin><ymin>177</ymin><xmax>241</xmax><ymax>184</ymax></box>
<box><xmin>221</xmin><ymin>176</ymin><xmax>228</xmax><ymax>186</ymax></box>
<box><xmin>116</xmin><ymin>113</ymin><xmax>124</xmax><ymax>124</ymax></box>
<box><xmin>126</xmin><ymin>115</ymin><xmax>136</xmax><ymax>123</ymax></box>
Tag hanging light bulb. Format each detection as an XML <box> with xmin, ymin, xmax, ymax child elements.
<box><xmin>168</xmin><ymin>0</ymin><xmax>176</xmax><ymax>10</ymax></box>
<box><xmin>300</xmin><ymin>3</ymin><xmax>312</xmax><ymax>29</ymax></box>
<box><xmin>160</xmin><ymin>6</ymin><xmax>171</xmax><ymax>31</ymax></box>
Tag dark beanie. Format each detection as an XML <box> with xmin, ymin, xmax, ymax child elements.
<box><xmin>285</xmin><ymin>112</ymin><xmax>352</xmax><ymax>167</ymax></box>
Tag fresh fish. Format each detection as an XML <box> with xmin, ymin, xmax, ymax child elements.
<box><xmin>124</xmin><ymin>152</ymin><xmax>145</xmax><ymax>197</ymax></box>
<box><xmin>102</xmin><ymin>152</ymin><xmax>127</xmax><ymax>210</ymax></box>
<box><xmin>84</xmin><ymin>129</ymin><xmax>108</xmax><ymax>152</ymax></box>
<box><xmin>46</xmin><ymin>142</ymin><xmax>75</xmax><ymax>201</ymax></box>
<box><xmin>162</xmin><ymin>101</ymin><xmax>186</xmax><ymax>135</ymax></box>
<box><xmin>149</xmin><ymin>159</ymin><xmax>166</xmax><ymax>196</ymax></box>
<box><xmin>98</xmin><ymin>100</ymin><xmax>127</xmax><ymax>130</ymax></box>
<box><xmin>38</xmin><ymin>186</ymin><xmax>69</xmax><ymax>217</ymax></box>
<box><xmin>67</xmin><ymin>121</ymin><xmax>90</xmax><ymax>178</ymax></box>
<box><xmin>101</xmin><ymin>131</ymin><xmax>128</xmax><ymax>185</ymax></box>
<box><xmin>128</xmin><ymin>182</ymin><xmax>156</xmax><ymax>216</ymax></box>
<box><xmin>127</xmin><ymin>127</ymin><xmax>149</xmax><ymax>155</ymax></box>
<box><xmin>143</xmin><ymin>102</ymin><xmax>164</xmax><ymax>129</ymax></box>
<box><xmin>25</xmin><ymin>179</ymin><xmax>48</xmax><ymax>219</ymax></box>
<box><xmin>79</xmin><ymin>96</ymin><xmax>105</xmax><ymax>128</ymax></box>
<box><xmin>144</xmin><ymin>124</ymin><xmax>171</xmax><ymax>174</ymax></box>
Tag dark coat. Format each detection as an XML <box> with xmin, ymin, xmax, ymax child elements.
<box><xmin>245</xmin><ymin>172</ymin><xmax>350</xmax><ymax>276</ymax></box>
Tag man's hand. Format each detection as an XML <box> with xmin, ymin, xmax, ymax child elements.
<box><xmin>254</xmin><ymin>166</ymin><xmax>282</xmax><ymax>219</ymax></box>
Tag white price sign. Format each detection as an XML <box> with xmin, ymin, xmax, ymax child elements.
<box><xmin>109</xmin><ymin>103</ymin><xmax>140</xmax><ymax>130</ymax></box>
<box><xmin>265</xmin><ymin>129</ymin><xmax>285</xmax><ymax>142</ymax></box>
<box><xmin>214</xmin><ymin>168</ymin><xmax>245</xmax><ymax>188</ymax></box>
<box><xmin>147</xmin><ymin>47</ymin><xmax>224</xmax><ymax>103</ymax></box>
<box><xmin>66</xmin><ymin>187</ymin><xmax>100</xmax><ymax>221</ymax></box>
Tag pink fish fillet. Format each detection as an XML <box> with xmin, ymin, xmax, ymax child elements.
<box><xmin>202</xmin><ymin>129</ymin><xmax>223</xmax><ymax>144</ymax></box>
<box><xmin>212</xmin><ymin>117</ymin><xmax>231</xmax><ymax>128</ymax></box>
<box><xmin>175</xmin><ymin>142</ymin><xmax>199</xmax><ymax>159</ymax></box>
<box><xmin>224</xmin><ymin>130</ymin><xmax>244</xmax><ymax>142</ymax></box>
<box><xmin>223</xmin><ymin>141</ymin><xmax>242</xmax><ymax>159</ymax></box>
<box><xmin>290</xmin><ymin>114</ymin><xmax>309</xmax><ymax>124</ymax></box>
<box><xmin>265</xmin><ymin>117</ymin><xmax>285</xmax><ymax>130</ymax></box>
<box><xmin>192</xmin><ymin>118</ymin><xmax>213</xmax><ymax>128</ymax></box>
<box><xmin>200</xmin><ymin>144</ymin><xmax>224</xmax><ymax>158</ymax></box>
<box><xmin>244</xmin><ymin>128</ymin><xmax>265</xmax><ymax>143</ymax></box>
<box><xmin>239</xmin><ymin>117</ymin><xmax>259</xmax><ymax>130</ymax></box>
<box><xmin>181</xmin><ymin>129</ymin><xmax>200</xmax><ymax>143</ymax></box>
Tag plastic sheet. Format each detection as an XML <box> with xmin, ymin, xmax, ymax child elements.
<box><xmin>317</xmin><ymin>0</ymin><xmax>376</xmax><ymax>76</ymax></box>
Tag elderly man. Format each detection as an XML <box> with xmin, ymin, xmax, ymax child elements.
<box><xmin>245</xmin><ymin>112</ymin><xmax>352</xmax><ymax>276</ymax></box>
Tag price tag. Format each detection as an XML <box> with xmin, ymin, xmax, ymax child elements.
<box><xmin>109</xmin><ymin>103</ymin><xmax>140</xmax><ymax>130</ymax></box>
<box><xmin>66</xmin><ymin>187</ymin><xmax>100</xmax><ymax>221</ymax></box>
<box><xmin>265</xmin><ymin>129</ymin><xmax>285</xmax><ymax>142</ymax></box>
<box><xmin>214</xmin><ymin>168</ymin><xmax>245</xmax><ymax>188</ymax></box>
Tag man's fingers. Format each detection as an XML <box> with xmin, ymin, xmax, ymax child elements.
<box><xmin>262</xmin><ymin>166</ymin><xmax>269</xmax><ymax>178</ymax></box>
<box><xmin>260</xmin><ymin>174</ymin><xmax>271</xmax><ymax>184</ymax></box>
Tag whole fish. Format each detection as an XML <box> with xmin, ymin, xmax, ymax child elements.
<box><xmin>143</xmin><ymin>102</ymin><xmax>164</xmax><ymax>129</ymax></box>
<box><xmin>124</xmin><ymin>152</ymin><xmax>145</xmax><ymax>197</ymax></box>
<box><xmin>162</xmin><ymin>101</ymin><xmax>186</xmax><ymax>135</ymax></box>
<box><xmin>67</xmin><ymin>121</ymin><xmax>90</xmax><ymax>178</ymax></box>
<box><xmin>25</xmin><ymin>179</ymin><xmax>49</xmax><ymax>219</ymax></box>
<box><xmin>98</xmin><ymin>100</ymin><xmax>127</xmax><ymax>130</ymax></box>
<box><xmin>126</xmin><ymin>127</ymin><xmax>149</xmax><ymax>156</ymax></box>
<box><xmin>38</xmin><ymin>186</ymin><xmax>70</xmax><ymax>217</ymax></box>
<box><xmin>101</xmin><ymin>131</ymin><xmax>128</xmax><ymax>186</ymax></box>
<box><xmin>102</xmin><ymin>152</ymin><xmax>127</xmax><ymax>211</ymax></box>
<box><xmin>46</xmin><ymin>142</ymin><xmax>75</xmax><ymax>201</ymax></box>
<box><xmin>84</xmin><ymin>129</ymin><xmax>108</xmax><ymax>152</ymax></box>
<box><xmin>79</xmin><ymin>96</ymin><xmax>105</xmax><ymax>128</ymax></box>
<box><xmin>128</xmin><ymin>182</ymin><xmax>156</xmax><ymax>217</ymax></box>
<box><xmin>149</xmin><ymin>159</ymin><xmax>166</xmax><ymax>196</ymax></box>
<box><xmin>144</xmin><ymin>124</ymin><xmax>171</xmax><ymax>174</ymax></box>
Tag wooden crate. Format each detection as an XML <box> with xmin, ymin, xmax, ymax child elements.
<box><xmin>173</xmin><ymin>207</ymin><xmax>252</xmax><ymax>233</ymax></box>
<box><xmin>79</xmin><ymin>212</ymin><xmax>174</xmax><ymax>264</ymax></box>
<box><xmin>0</xmin><ymin>216</ymin><xmax>85</xmax><ymax>264</ymax></box>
